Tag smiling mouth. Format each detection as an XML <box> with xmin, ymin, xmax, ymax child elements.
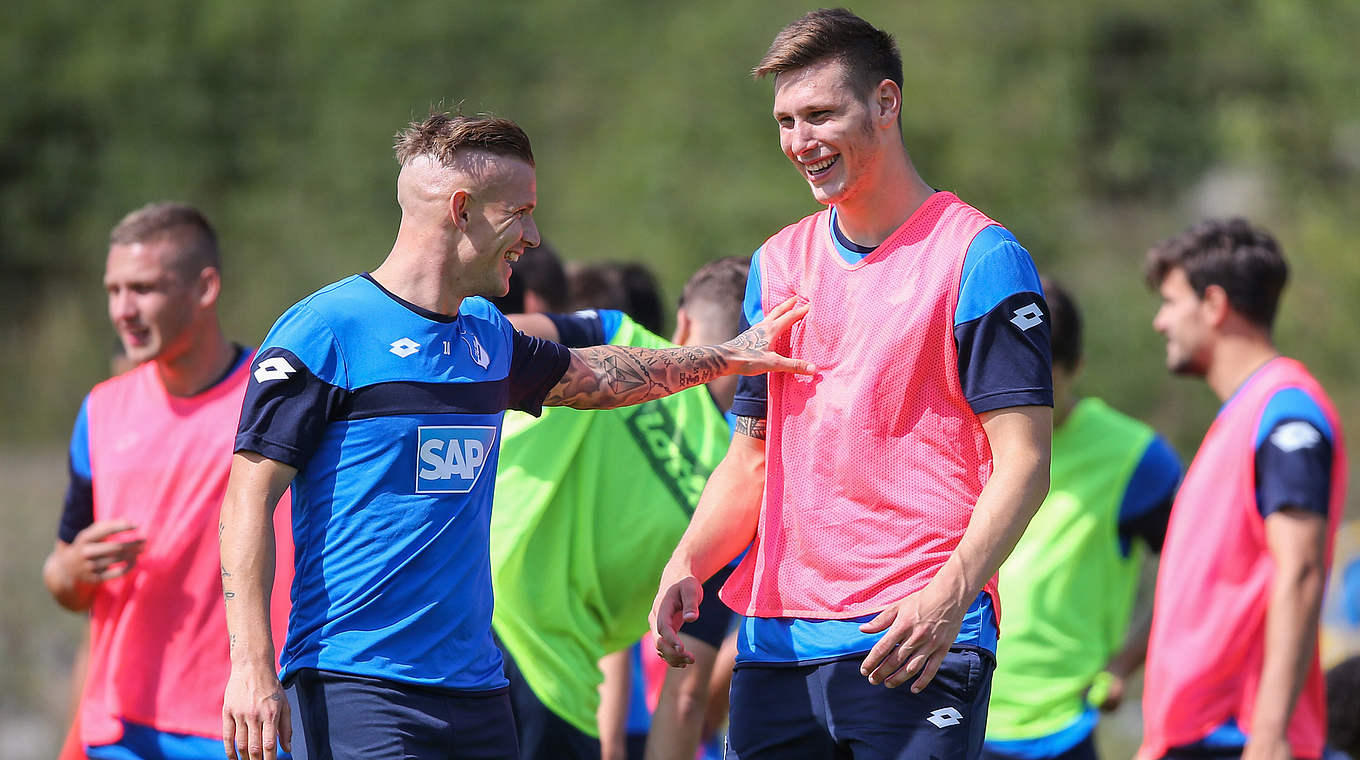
<box><xmin>804</xmin><ymin>155</ymin><xmax>839</xmax><ymax>177</ymax></box>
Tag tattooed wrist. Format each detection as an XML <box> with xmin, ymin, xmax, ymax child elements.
<box><xmin>734</xmin><ymin>416</ymin><xmax>767</xmax><ymax>440</ymax></box>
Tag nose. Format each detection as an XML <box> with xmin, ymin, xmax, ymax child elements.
<box><xmin>109</xmin><ymin>288</ymin><xmax>136</xmax><ymax>323</ymax></box>
<box><xmin>522</xmin><ymin>215</ymin><xmax>541</xmax><ymax>249</ymax></box>
<box><xmin>1151</xmin><ymin>305</ymin><xmax>1169</xmax><ymax>334</ymax></box>
<box><xmin>789</xmin><ymin>120</ymin><xmax>818</xmax><ymax>158</ymax></box>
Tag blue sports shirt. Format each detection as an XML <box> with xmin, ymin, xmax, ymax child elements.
<box><xmin>235</xmin><ymin>274</ymin><xmax>569</xmax><ymax>692</ymax></box>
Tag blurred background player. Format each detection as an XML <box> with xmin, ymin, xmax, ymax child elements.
<box><xmin>491</xmin><ymin>256</ymin><xmax>748</xmax><ymax>760</ymax></box>
<box><xmin>983</xmin><ymin>276</ymin><xmax>1182</xmax><ymax>760</ymax></box>
<box><xmin>1323</xmin><ymin>656</ymin><xmax>1359</xmax><ymax>760</ymax></box>
<box><xmin>1138</xmin><ymin>218</ymin><xmax>1347</xmax><ymax>760</ymax></box>
<box><xmin>42</xmin><ymin>202</ymin><xmax>293</xmax><ymax>760</ymax></box>
<box><xmin>490</xmin><ymin>241</ymin><xmax>570</xmax><ymax>315</ymax></box>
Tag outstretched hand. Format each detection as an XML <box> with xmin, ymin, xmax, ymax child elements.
<box><xmin>650</xmin><ymin>575</ymin><xmax>703</xmax><ymax>668</ymax></box>
<box><xmin>722</xmin><ymin>296</ymin><xmax>814</xmax><ymax>377</ymax></box>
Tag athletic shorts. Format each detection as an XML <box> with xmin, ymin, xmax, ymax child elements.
<box><xmin>726</xmin><ymin>647</ymin><xmax>994</xmax><ymax>760</ymax></box>
<box><xmin>680</xmin><ymin>566</ymin><xmax>736</xmax><ymax>649</ymax></box>
<box><xmin>284</xmin><ymin>668</ymin><xmax>517</xmax><ymax>760</ymax></box>
<box><xmin>499</xmin><ymin>642</ymin><xmax>601</xmax><ymax>760</ymax></box>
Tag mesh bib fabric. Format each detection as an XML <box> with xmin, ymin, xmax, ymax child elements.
<box><xmin>722</xmin><ymin>192</ymin><xmax>1000</xmax><ymax>619</ymax></box>
<box><xmin>1138</xmin><ymin>358</ymin><xmax>1346</xmax><ymax>760</ymax></box>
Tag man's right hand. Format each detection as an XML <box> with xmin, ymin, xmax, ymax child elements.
<box><xmin>43</xmin><ymin>520</ymin><xmax>146</xmax><ymax>610</ymax></box>
<box><xmin>223</xmin><ymin>663</ymin><xmax>291</xmax><ymax>760</ymax></box>
<box><xmin>651</xmin><ymin>574</ymin><xmax>703</xmax><ymax>667</ymax></box>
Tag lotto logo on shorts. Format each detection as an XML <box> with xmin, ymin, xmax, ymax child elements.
<box><xmin>415</xmin><ymin>426</ymin><xmax>498</xmax><ymax>494</ymax></box>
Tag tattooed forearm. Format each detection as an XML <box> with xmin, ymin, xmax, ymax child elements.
<box><xmin>545</xmin><ymin>343</ymin><xmax>731</xmax><ymax>410</ymax></box>
<box><xmin>734</xmin><ymin>416</ymin><xmax>767</xmax><ymax>440</ymax></box>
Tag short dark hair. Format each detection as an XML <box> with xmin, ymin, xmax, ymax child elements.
<box><xmin>679</xmin><ymin>256</ymin><xmax>750</xmax><ymax>341</ymax></box>
<box><xmin>109</xmin><ymin>202</ymin><xmax>220</xmax><ymax>278</ymax></box>
<box><xmin>753</xmin><ymin>8</ymin><xmax>903</xmax><ymax>99</ymax></box>
<box><xmin>568</xmin><ymin>261</ymin><xmax>665</xmax><ymax>335</ymax></box>
<box><xmin>1040</xmin><ymin>275</ymin><xmax>1081</xmax><ymax>371</ymax></box>
<box><xmin>394</xmin><ymin>109</ymin><xmax>534</xmax><ymax>168</ymax></box>
<box><xmin>515</xmin><ymin>241</ymin><xmax>569</xmax><ymax>312</ymax></box>
<box><xmin>1327</xmin><ymin>656</ymin><xmax>1360</xmax><ymax>758</ymax></box>
<box><xmin>1144</xmin><ymin>218</ymin><xmax>1288</xmax><ymax>330</ymax></box>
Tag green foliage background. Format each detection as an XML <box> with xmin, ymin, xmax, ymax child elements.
<box><xmin>1</xmin><ymin>1</ymin><xmax>1358</xmax><ymax>753</ymax></box>
<box><xmin>4</xmin><ymin>0</ymin><xmax>1359</xmax><ymax>472</ymax></box>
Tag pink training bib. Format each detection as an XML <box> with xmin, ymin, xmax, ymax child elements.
<box><xmin>722</xmin><ymin>192</ymin><xmax>1001</xmax><ymax>620</ymax></box>
<box><xmin>80</xmin><ymin>355</ymin><xmax>294</xmax><ymax>745</ymax></box>
<box><xmin>1138</xmin><ymin>358</ymin><xmax>1346</xmax><ymax>760</ymax></box>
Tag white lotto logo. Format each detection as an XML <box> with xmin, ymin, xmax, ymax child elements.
<box><xmin>1010</xmin><ymin>302</ymin><xmax>1044</xmax><ymax>331</ymax></box>
<box><xmin>253</xmin><ymin>357</ymin><xmax>297</xmax><ymax>383</ymax></box>
<box><xmin>1270</xmin><ymin>421</ymin><xmax>1322</xmax><ymax>453</ymax></box>
<box><xmin>416</xmin><ymin>426</ymin><xmax>498</xmax><ymax>494</ymax></box>
<box><xmin>390</xmin><ymin>337</ymin><xmax>421</xmax><ymax>358</ymax></box>
<box><xmin>926</xmin><ymin>706</ymin><xmax>963</xmax><ymax>728</ymax></box>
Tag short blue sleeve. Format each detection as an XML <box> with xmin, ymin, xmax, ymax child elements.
<box><xmin>731</xmin><ymin>249</ymin><xmax>768</xmax><ymax>420</ymax></box>
<box><xmin>953</xmin><ymin>226</ymin><xmax>1053</xmax><ymax>414</ymax></box>
<box><xmin>1254</xmin><ymin>388</ymin><xmax>1334</xmax><ymax>519</ymax></box>
<box><xmin>59</xmin><ymin>395</ymin><xmax>95</xmax><ymax>543</ymax></box>
<box><xmin>506</xmin><ymin>330</ymin><xmax>571</xmax><ymax>416</ymax></box>
<box><xmin>235</xmin><ymin>305</ymin><xmax>349</xmax><ymax>468</ymax></box>
<box><xmin>1117</xmin><ymin>434</ymin><xmax>1181</xmax><ymax>554</ymax></box>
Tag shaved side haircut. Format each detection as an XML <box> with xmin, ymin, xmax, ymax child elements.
<box><xmin>679</xmin><ymin>256</ymin><xmax>751</xmax><ymax>341</ymax></box>
<box><xmin>393</xmin><ymin>109</ymin><xmax>535</xmax><ymax>168</ymax></box>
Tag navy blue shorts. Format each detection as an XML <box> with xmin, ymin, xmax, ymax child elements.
<box><xmin>726</xmin><ymin>647</ymin><xmax>994</xmax><ymax>760</ymax></box>
<box><xmin>681</xmin><ymin>566</ymin><xmax>736</xmax><ymax>649</ymax></box>
<box><xmin>499</xmin><ymin>641</ymin><xmax>601</xmax><ymax>760</ymax></box>
<box><xmin>284</xmin><ymin>668</ymin><xmax>518</xmax><ymax>760</ymax></box>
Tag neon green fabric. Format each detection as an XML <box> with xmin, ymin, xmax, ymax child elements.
<box><xmin>987</xmin><ymin>398</ymin><xmax>1155</xmax><ymax>740</ymax></box>
<box><xmin>490</xmin><ymin>315</ymin><xmax>731</xmax><ymax>736</ymax></box>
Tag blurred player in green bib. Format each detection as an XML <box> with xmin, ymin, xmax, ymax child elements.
<box><xmin>984</xmin><ymin>277</ymin><xmax>1181</xmax><ymax>760</ymax></box>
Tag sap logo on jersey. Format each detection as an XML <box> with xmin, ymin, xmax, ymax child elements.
<box><xmin>416</xmin><ymin>426</ymin><xmax>498</xmax><ymax>494</ymax></box>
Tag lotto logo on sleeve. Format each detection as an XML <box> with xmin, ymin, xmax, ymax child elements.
<box><xmin>415</xmin><ymin>426</ymin><xmax>498</xmax><ymax>494</ymax></box>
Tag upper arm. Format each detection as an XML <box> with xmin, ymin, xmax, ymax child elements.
<box><xmin>59</xmin><ymin>395</ymin><xmax>95</xmax><ymax>543</ymax></box>
<box><xmin>508</xmin><ymin>329</ymin><xmax>572</xmax><ymax>414</ymax></box>
<box><xmin>224</xmin><ymin>451</ymin><xmax>298</xmax><ymax>516</ymax></box>
<box><xmin>1117</xmin><ymin>434</ymin><xmax>1183</xmax><ymax>554</ymax></box>
<box><xmin>730</xmin><ymin>252</ymin><xmax>769</xmax><ymax>420</ymax></box>
<box><xmin>1263</xmin><ymin>507</ymin><xmax>1327</xmax><ymax>572</ymax></box>
<box><xmin>1254</xmin><ymin>388</ymin><xmax>1335</xmax><ymax>520</ymax></box>
<box><xmin>979</xmin><ymin>405</ymin><xmax>1053</xmax><ymax>475</ymax></box>
<box><xmin>507</xmin><ymin>313</ymin><xmax>560</xmax><ymax>342</ymax></box>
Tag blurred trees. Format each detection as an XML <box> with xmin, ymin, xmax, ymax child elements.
<box><xmin>2</xmin><ymin>0</ymin><xmax>1357</xmax><ymax>504</ymax></box>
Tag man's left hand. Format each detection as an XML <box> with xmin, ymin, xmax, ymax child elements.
<box><xmin>857</xmin><ymin>580</ymin><xmax>969</xmax><ymax>691</ymax></box>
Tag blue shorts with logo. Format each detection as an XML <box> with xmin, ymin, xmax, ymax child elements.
<box><xmin>284</xmin><ymin>668</ymin><xmax>517</xmax><ymax>760</ymax></box>
<box><xmin>726</xmin><ymin>647</ymin><xmax>994</xmax><ymax>760</ymax></box>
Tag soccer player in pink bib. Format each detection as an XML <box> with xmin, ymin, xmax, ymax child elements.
<box><xmin>1138</xmin><ymin>219</ymin><xmax>1347</xmax><ymax>760</ymax></box>
<box><xmin>42</xmin><ymin>203</ymin><xmax>294</xmax><ymax>760</ymax></box>
<box><xmin>650</xmin><ymin>9</ymin><xmax>1054</xmax><ymax>759</ymax></box>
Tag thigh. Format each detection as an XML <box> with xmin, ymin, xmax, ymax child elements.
<box><xmin>441</xmin><ymin>691</ymin><xmax>520</xmax><ymax>760</ymax></box>
<box><xmin>726</xmin><ymin>665</ymin><xmax>842</xmax><ymax>760</ymax></box>
<box><xmin>826</xmin><ymin>648</ymin><xmax>994</xmax><ymax>760</ymax></box>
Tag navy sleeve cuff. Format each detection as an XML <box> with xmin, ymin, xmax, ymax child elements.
<box><xmin>58</xmin><ymin>468</ymin><xmax>94</xmax><ymax>543</ymax></box>
<box><xmin>508</xmin><ymin>333</ymin><xmax>572</xmax><ymax>416</ymax></box>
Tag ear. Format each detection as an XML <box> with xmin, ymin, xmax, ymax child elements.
<box><xmin>874</xmin><ymin>79</ymin><xmax>901</xmax><ymax>126</ymax></box>
<box><xmin>450</xmin><ymin>189</ymin><xmax>472</xmax><ymax>231</ymax></box>
<box><xmin>1201</xmin><ymin>283</ymin><xmax>1231</xmax><ymax>326</ymax></box>
<box><xmin>196</xmin><ymin>266</ymin><xmax>222</xmax><ymax>309</ymax></box>
<box><xmin>670</xmin><ymin>308</ymin><xmax>692</xmax><ymax>346</ymax></box>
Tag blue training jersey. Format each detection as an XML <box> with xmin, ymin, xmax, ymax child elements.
<box><xmin>235</xmin><ymin>274</ymin><xmax>569</xmax><ymax>692</ymax></box>
<box><xmin>731</xmin><ymin>208</ymin><xmax>1053</xmax><ymax>665</ymax></box>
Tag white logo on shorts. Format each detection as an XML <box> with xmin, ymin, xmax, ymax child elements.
<box><xmin>1010</xmin><ymin>302</ymin><xmax>1044</xmax><ymax>331</ymax></box>
<box><xmin>253</xmin><ymin>357</ymin><xmax>297</xmax><ymax>383</ymax></box>
<box><xmin>926</xmin><ymin>707</ymin><xmax>963</xmax><ymax>728</ymax></box>
<box><xmin>390</xmin><ymin>337</ymin><xmax>421</xmax><ymax>358</ymax></box>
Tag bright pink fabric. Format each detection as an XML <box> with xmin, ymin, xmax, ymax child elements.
<box><xmin>721</xmin><ymin>192</ymin><xmax>1001</xmax><ymax>619</ymax></box>
<box><xmin>1138</xmin><ymin>358</ymin><xmax>1345</xmax><ymax>760</ymax></box>
<box><xmin>80</xmin><ymin>355</ymin><xmax>294</xmax><ymax>745</ymax></box>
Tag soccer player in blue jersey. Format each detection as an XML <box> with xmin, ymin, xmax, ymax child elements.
<box><xmin>651</xmin><ymin>9</ymin><xmax>1052</xmax><ymax>760</ymax></box>
<box><xmin>216</xmin><ymin>111</ymin><xmax>812</xmax><ymax>760</ymax></box>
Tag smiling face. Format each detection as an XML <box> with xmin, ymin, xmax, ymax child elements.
<box><xmin>104</xmin><ymin>239</ymin><xmax>206</xmax><ymax>365</ymax></box>
<box><xmin>1152</xmin><ymin>266</ymin><xmax>1213</xmax><ymax>376</ymax></box>
<box><xmin>773</xmin><ymin>58</ymin><xmax>888</xmax><ymax>208</ymax></box>
<box><xmin>457</xmin><ymin>157</ymin><xmax>540</xmax><ymax>298</ymax></box>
